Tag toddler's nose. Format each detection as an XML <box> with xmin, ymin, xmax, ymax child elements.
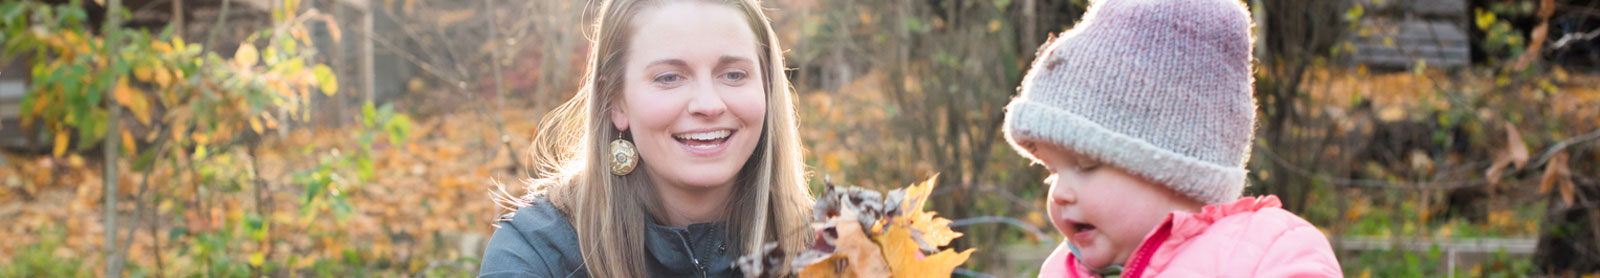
<box><xmin>1049</xmin><ymin>175</ymin><xmax>1076</xmax><ymax>205</ymax></box>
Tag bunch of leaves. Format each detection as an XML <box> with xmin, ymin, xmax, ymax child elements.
<box><xmin>738</xmin><ymin>176</ymin><xmax>974</xmax><ymax>278</ymax></box>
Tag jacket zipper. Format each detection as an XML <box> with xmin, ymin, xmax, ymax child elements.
<box><xmin>674</xmin><ymin>231</ymin><xmax>708</xmax><ymax>278</ymax></box>
<box><xmin>1121</xmin><ymin>221</ymin><xmax>1173</xmax><ymax>278</ymax></box>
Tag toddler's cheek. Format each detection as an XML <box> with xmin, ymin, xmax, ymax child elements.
<box><xmin>1046</xmin><ymin>205</ymin><xmax>1068</xmax><ymax>235</ymax></box>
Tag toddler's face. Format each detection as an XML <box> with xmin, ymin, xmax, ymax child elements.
<box><xmin>1029</xmin><ymin>143</ymin><xmax>1203</xmax><ymax>269</ymax></box>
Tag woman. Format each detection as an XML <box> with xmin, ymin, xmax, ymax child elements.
<box><xmin>478</xmin><ymin>0</ymin><xmax>813</xmax><ymax>277</ymax></box>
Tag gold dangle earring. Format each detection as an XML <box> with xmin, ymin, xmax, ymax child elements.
<box><xmin>610</xmin><ymin>131</ymin><xmax>638</xmax><ymax>176</ymax></box>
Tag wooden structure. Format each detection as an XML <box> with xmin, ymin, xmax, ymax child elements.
<box><xmin>1347</xmin><ymin>0</ymin><xmax>1472</xmax><ymax>69</ymax></box>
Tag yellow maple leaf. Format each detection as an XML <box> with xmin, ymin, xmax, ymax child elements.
<box><xmin>900</xmin><ymin>176</ymin><xmax>963</xmax><ymax>248</ymax></box>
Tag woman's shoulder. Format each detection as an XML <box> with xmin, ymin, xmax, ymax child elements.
<box><xmin>479</xmin><ymin>195</ymin><xmax>587</xmax><ymax>278</ymax></box>
<box><xmin>500</xmin><ymin>196</ymin><xmax>578</xmax><ymax>234</ymax></box>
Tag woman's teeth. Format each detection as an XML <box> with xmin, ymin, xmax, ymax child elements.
<box><xmin>674</xmin><ymin>130</ymin><xmax>732</xmax><ymax>149</ymax></box>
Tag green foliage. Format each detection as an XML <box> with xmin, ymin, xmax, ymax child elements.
<box><xmin>0</xmin><ymin>0</ymin><xmax>426</xmax><ymax>276</ymax></box>
<box><xmin>1475</xmin><ymin>7</ymin><xmax>1527</xmax><ymax>64</ymax></box>
<box><xmin>0</xmin><ymin>227</ymin><xmax>90</xmax><ymax>278</ymax></box>
<box><xmin>1345</xmin><ymin>247</ymin><xmax>1536</xmax><ymax>278</ymax></box>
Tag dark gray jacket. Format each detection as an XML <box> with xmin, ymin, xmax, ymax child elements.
<box><xmin>477</xmin><ymin>196</ymin><xmax>740</xmax><ymax>278</ymax></box>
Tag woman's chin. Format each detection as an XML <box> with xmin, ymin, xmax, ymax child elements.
<box><xmin>658</xmin><ymin>167</ymin><xmax>740</xmax><ymax>190</ymax></box>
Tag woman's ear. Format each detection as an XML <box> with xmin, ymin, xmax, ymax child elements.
<box><xmin>610</xmin><ymin>105</ymin><xmax>630</xmax><ymax>132</ymax></box>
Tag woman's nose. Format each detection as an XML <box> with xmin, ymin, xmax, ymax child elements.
<box><xmin>686</xmin><ymin>80</ymin><xmax>727</xmax><ymax>118</ymax></box>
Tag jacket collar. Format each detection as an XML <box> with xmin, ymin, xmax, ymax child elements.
<box><xmin>645</xmin><ymin>221</ymin><xmax>733</xmax><ymax>276</ymax></box>
<box><xmin>1067</xmin><ymin>195</ymin><xmax>1283</xmax><ymax>277</ymax></box>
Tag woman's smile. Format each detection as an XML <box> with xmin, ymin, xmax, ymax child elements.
<box><xmin>673</xmin><ymin>128</ymin><xmax>735</xmax><ymax>154</ymax></box>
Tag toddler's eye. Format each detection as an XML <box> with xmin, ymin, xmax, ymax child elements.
<box><xmin>1072</xmin><ymin>156</ymin><xmax>1102</xmax><ymax>172</ymax></box>
<box><xmin>1079</xmin><ymin>162</ymin><xmax>1100</xmax><ymax>172</ymax></box>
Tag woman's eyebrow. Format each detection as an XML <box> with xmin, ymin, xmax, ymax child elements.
<box><xmin>645</xmin><ymin>59</ymin><xmax>689</xmax><ymax>69</ymax></box>
<box><xmin>718</xmin><ymin>55</ymin><xmax>754</xmax><ymax>67</ymax></box>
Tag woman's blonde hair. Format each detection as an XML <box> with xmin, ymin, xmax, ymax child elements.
<box><xmin>495</xmin><ymin>0</ymin><xmax>812</xmax><ymax>276</ymax></box>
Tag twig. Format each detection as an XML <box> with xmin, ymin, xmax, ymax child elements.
<box><xmin>202</xmin><ymin>0</ymin><xmax>230</xmax><ymax>54</ymax></box>
<box><xmin>1257</xmin><ymin>141</ymin><xmax>1489</xmax><ymax>190</ymax></box>
<box><xmin>1532</xmin><ymin>129</ymin><xmax>1600</xmax><ymax>169</ymax></box>
<box><xmin>118</xmin><ymin>132</ymin><xmax>171</xmax><ymax>275</ymax></box>
<box><xmin>953</xmin><ymin>268</ymin><xmax>998</xmax><ymax>278</ymax></box>
<box><xmin>931</xmin><ymin>184</ymin><xmax>1040</xmax><ymax>212</ymax></box>
<box><xmin>1256</xmin><ymin>129</ymin><xmax>1600</xmax><ymax>190</ymax></box>
<box><xmin>348</xmin><ymin>22</ymin><xmax>469</xmax><ymax>92</ymax></box>
<box><xmin>947</xmin><ymin>216</ymin><xmax>1054</xmax><ymax>244</ymax></box>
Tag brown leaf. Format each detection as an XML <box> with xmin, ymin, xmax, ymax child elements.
<box><xmin>1487</xmin><ymin>159</ymin><xmax>1509</xmax><ymax>188</ymax></box>
<box><xmin>1487</xmin><ymin>123</ymin><xmax>1530</xmax><ymax>187</ymax></box>
<box><xmin>1505</xmin><ymin>123</ymin><xmax>1529</xmax><ymax>170</ymax></box>
<box><xmin>1515</xmin><ymin>0</ymin><xmax>1555</xmax><ymax>71</ymax></box>
<box><xmin>1541</xmin><ymin>152</ymin><xmax>1572</xmax><ymax>205</ymax></box>
<box><xmin>835</xmin><ymin>204</ymin><xmax>891</xmax><ymax>277</ymax></box>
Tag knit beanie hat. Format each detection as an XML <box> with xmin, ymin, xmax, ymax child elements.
<box><xmin>1002</xmin><ymin>0</ymin><xmax>1257</xmax><ymax>205</ymax></box>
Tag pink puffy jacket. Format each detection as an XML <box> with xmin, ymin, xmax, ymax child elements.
<box><xmin>1038</xmin><ymin>195</ymin><xmax>1342</xmax><ymax>278</ymax></box>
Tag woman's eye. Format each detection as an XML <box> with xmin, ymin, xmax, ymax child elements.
<box><xmin>654</xmin><ymin>73</ymin><xmax>684</xmax><ymax>85</ymax></box>
<box><xmin>721</xmin><ymin>70</ymin><xmax>748</xmax><ymax>82</ymax></box>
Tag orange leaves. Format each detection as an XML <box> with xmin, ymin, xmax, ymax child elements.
<box><xmin>754</xmin><ymin>176</ymin><xmax>972</xmax><ymax>278</ymax></box>
<box><xmin>113</xmin><ymin>78</ymin><xmax>153</xmax><ymax>125</ymax></box>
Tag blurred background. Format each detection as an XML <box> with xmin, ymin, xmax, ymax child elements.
<box><xmin>1</xmin><ymin>0</ymin><xmax>1598</xmax><ymax>276</ymax></box>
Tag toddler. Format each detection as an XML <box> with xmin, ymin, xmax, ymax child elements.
<box><xmin>1001</xmin><ymin>0</ymin><xmax>1343</xmax><ymax>276</ymax></box>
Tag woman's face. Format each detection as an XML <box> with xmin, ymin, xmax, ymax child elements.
<box><xmin>612</xmin><ymin>1</ymin><xmax>766</xmax><ymax>191</ymax></box>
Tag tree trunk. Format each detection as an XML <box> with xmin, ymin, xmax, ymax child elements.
<box><xmin>361</xmin><ymin>0</ymin><xmax>375</xmax><ymax>104</ymax></box>
<box><xmin>103</xmin><ymin>0</ymin><xmax>126</xmax><ymax>276</ymax></box>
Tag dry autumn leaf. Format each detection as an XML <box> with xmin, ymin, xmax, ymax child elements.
<box><xmin>1485</xmin><ymin>123</ymin><xmax>1530</xmax><ymax>187</ymax></box>
<box><xmin>1540</xmin><ymin>152</ymin><xmax>1573</xmax><ymax>205</ymax></box>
